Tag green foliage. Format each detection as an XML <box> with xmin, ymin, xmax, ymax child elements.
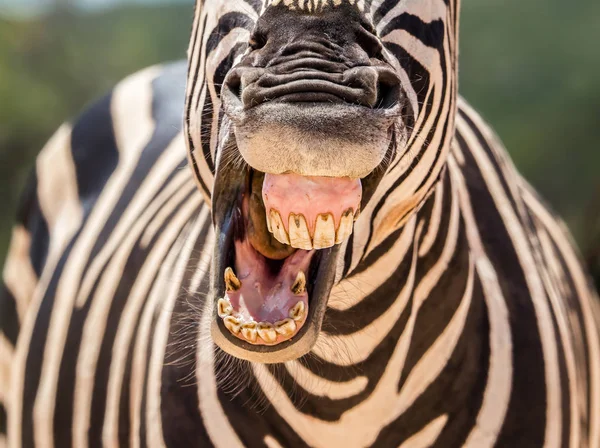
<box><xmin>0</xmin><ymin>5</ymin><xmax>194</xmax><ymax>258</ymax></box>
<box><xmin>0</xmin><ymin>1</ymin><xmax>599</xmax><ymax>286</ymax></box>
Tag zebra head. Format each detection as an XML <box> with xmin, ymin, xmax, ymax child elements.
<box><xmin>185</xmin><ymin>0</ymin><xmax>459</xmax><ymax>362</ymax></box>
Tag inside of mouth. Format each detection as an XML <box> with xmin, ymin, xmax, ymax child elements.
<box><xmin>218</xmin><ymin>169</ymin><xmax>361</xmax><ymax>346</ymax></box>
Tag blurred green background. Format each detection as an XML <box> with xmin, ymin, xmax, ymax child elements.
<box><xmin>1</xmin><ymin>0</ymin><xmax>599</xmax><ymax>285</ymax></box>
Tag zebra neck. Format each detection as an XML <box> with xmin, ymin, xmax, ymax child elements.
<box><xmin>226</xmin><ymin>168</ymin><xmax>484</xmax><ymax>425</ymax></box>
<box><xmin>309</xmin><ymin>169</ymin><xmax>472</xmax><ymax>368</ymax></box>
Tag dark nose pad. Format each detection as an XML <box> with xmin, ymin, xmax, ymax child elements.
<box><xmin>224</xmin><ymin>65</ymin><xmax>402</xmax><ymax>111</ymax></box>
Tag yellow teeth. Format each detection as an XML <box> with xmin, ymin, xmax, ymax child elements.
<box><xmin>223</xmin><ymin>316</ymin><xmax>242</xmax><ymax>334</ymax></box>
<box><xmin>270</xmin><ymin>210</ymin><xmax>290</xmax><ymax>245</ymax></box>
<box><xmin>241</xmin><ymin>322</ymin><xmax>258</xmax><ymax>342</ymax></box>
<box><xmin>289</xmin><ymin>301</ymin><xmax>305</xmax><ymax>321</ymax></box>
<box><xmin>336</xmin><ymin>209</ymin><xmax>354</xmax><ymax>244</ymax></box>
<box><xmin>224</xmin><ymin>267</ymin><xmax>241</xmax><ymax>292</ymax></box>
<box><xmin>267</xmin><ymin>209</ymin><xmax>356</xmax><ymax>250</ymax></box>
<box><xmin>288</xmin><ymin>214</ymin><xmax>312</xmax><ymax>250</ymax></box>
<box><xmin>257</xmin><ymin>323</ymin><xmax>277</xmax><ymax>343</ymax></box>
<box><xmin>313</xmin><ymin>214</ymin><xmax>336</xmax><ymax>249</ymax></box>
<box><xmin>217</xmin><ymin>298</ymin><xmax>233</xmax><ymax>318</ymax></box>
<box><xmin>291</xmin><ymin>271</ymin><xmax>306</xmax><ymax>295</ymax></box>
<box><xmin>275</xmin><ymin>318</ymin><xmax>297</xmax><ymax>336</ymax></box>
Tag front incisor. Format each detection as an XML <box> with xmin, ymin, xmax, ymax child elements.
<box><xmin>241</xmin><ymin>322</ymin><xmax>258</xmax><ymax>342</ymax></box>
<box><xmin>224</xmin><ymin>316</ymin><xmax>242</xmax><ymax>334</ymax></box>
<box><xmin>313</xmin><ymin>213</ymin><xmax>336</xmax><ymax>249</ymax></box>
<box><xmin>275</xmin><ymin>318</ymin><xmax>296</xmax><ymax>336</ymax></box>
<box><xmin>288</xmin><ymin>213</ymin><xmax>312</xmax><ymax>249</ymax></box>
<box><xmin>257</xmin><ymin>322</ymin><xmax>277</xmax><ymax>343</ymax></box>
<box><xmin>269</xmin><ymin>210</ymin><xmax>290</xmax><ymax>245</ymax></box>
<box><xmin>336</xmin><ymin>208</ymin><xmax>354</xmax><ymax>244</ymax></box>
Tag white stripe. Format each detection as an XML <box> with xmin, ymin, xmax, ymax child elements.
<box><xmin>0</xmin><ymin>334</ymin><xmax>14</xmax><ymax>405</ymax></box>
<box><xmin>329</xmin><ymin>218</ymin><xmax>415</xmax><ymax>311</ymax></box>
<box><xmin>456</xmin><ymin>113</ymin><xmax>562</xmax><ymax>448</ymax></box>
<box><xmin>2</xmin><ymin>226</ymin><xmax>37</xmax><ymax>322</ymax></box>
<box><xmin>418</xmin><ymin>180</ymin><xmax>444</xmax><ymax>257</ymax></box>
<box><xmin>196</xmin><ymin>286</ymin><xmax>244</xmax><ymax>447</ymax></box>
<box><xmin>523</xmin><ymin>187</ymin><xmax>600</xmax><ymax>448</ymax></box>
<box><xmin>284</xmin><ymin>360</ymin><xmax>369</xmax><ymax>400</ymax></box>
<box><xmin>144</xmin><ymin>210</ymin><xmax>205</xmax><ymax>448</ymax></box>
<box><xmin>312</xmin><ymin>216</ymin><xmax>418</xmax><ymax>366</ymax></box>
<box><xmin>100</xmin><ymin>200</ymin><xmax>205</xmax><ymax>447</ymax></box>
<box><xmin>8</xmin><ymin>124</ymin><xmax>82</xmax><ymax>448</ymax></box>
<box><xmin>447</xmin><ymin>155</ymin><xmax>513</xmax><ymax>447</ymax></box>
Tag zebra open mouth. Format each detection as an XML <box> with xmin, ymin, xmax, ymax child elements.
<box><xmin>211</xmin><ymin>166</ymin><xmax>359</xmax><ymax>359</ymax></box>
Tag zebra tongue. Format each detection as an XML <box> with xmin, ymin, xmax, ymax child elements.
<box><xmin>226</xmin><ymin>237</ymin><xmax>313</xmax><ymax>327</ymax></box>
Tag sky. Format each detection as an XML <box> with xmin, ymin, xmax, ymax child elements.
<box><xmin>0</xmin><ymin>0</ymin><xmax>190</xmax><ymax>17</ymax></box>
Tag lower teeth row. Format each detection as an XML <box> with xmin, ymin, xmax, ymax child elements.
<box><xmin>217</xmin><ymin>298</ymin><xmax>305</xmax><ymax>343</ymax></box>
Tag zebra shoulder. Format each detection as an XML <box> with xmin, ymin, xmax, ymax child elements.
<box><xmin>0</xmin><ymin>62</ymin><xmax>190</xmax><ymax>423</ymax></box>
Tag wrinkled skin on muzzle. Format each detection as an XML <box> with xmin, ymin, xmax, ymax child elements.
<box><xmin>221</xmin><ymin>3</ymin><xmax>404</xmax><ymax>178</ymax></box>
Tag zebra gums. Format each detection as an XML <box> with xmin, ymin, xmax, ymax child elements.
<box><xmin>1</xmin><ymin>0</ymin><xmax>600</xmax><ymax>447</ymax></box>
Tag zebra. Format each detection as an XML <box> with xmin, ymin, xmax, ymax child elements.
<box><xmin>1</xmin><ymin>0</ymin><xmax>599</xmax><ymax>445</ymax></box>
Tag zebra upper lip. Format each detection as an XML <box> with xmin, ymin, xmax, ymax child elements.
<box><xmin>262</xmin><ymin>172</ymin><xmax>362</xmax><ymax>250</ymax></box>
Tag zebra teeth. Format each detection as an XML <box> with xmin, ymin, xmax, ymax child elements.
<box><xmin>291</xmin><ymin>271</ymin><xmax>306</xmax><ymax>295</ymax></box>
<box><xmin>224</xmin><ymin>267</ymin><xmax>241</xmax><ymax>292</ymax></box>
<box><xmin>313</xmin><ymin>214</ymin><xmax>336</xmax><ymax>249</ymax></box>
<box><xmin>335</xmin><ymin>208</ymin><xmax>354</xmax><ymax>244</ymax></box>
<box><xmin>274</xmin><ymin>318</ymin><xmax>296</xmax><ymax>336</ymax></box>
<box><xmin>269</xmin><ymin>209</ymin><xmax>290</xmax><ymax>246</ymax></box>
<box><xmin>257</xmin><ymin>322</ymin><xmax>277</xmax><ymax>343</ymax></box>
<box><xmin>288</xmin><ymin>301</ymin><xmax>305</xmax><ymax>321</ymax></box>
<box><xmin>223</xmin><ymin>316</ymin><xmax>242</xmax><ymax>334</ymax></box>
<box><xmin>288</xmin><ymin>213</ymin><xmax>312</xmax><ymax>250</ymax></box>
<box><xmin>241</xmin><ymin>322</ymin><xmax>258</xmax><ymax>342</ymax></box>
<box><xmin>217</xmin><ymin>298</ymin><xmax>233</xmax><ymax>318</ymax></box>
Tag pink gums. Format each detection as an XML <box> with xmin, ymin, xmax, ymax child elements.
<box><xmin>262</xmin><ymin>173</ymin><xmax>362</xmax><ymax>232</ymax></box>
<box><xmin>228</xmin><ymin>238</ymin><xmax>313</xmax><ymax>323</ymax></box>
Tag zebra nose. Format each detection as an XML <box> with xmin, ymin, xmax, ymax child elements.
<box><xmin>224</xmin><ymin>65</ymin><xmax>401</xmax><ymax>111</ymax></box>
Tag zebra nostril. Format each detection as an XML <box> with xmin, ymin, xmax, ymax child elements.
<box><xmin>374</xmin><ymin>67</ymin><xmax>402</xmax><ymax>110</ymax></box>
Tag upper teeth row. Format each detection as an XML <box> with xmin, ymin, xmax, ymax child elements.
<box><xmin>217</xmin><ymin>298</ymin><xmax>305</xmax><ymax>343</ymax></box>
<box><xmin>267</xmin><ymin>208</ymin><xmax>355</xmax><ymax>250</ymax></box>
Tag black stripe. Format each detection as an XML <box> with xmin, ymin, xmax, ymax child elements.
<box><xmin>398</xmin><ymin>209</ymin><xmax>469</xmax><ymax>391</ymax></box>
<box><xmin>456</xmin><ymin>135</ymin><xmax>547</xmax><ymax>446</ymax></box>
<box><xmin>17</xmin><ymin>170</ymin><xmax>50</xmax><ymax>278</ymax></box>
<box><xmin>380</xmin><ymin>14</ymin><xmax>445</xmax><ymax>49</ymax></box>
<box><xmin>82</xmin><ymin>63</ymin><xmax>188</xmax><ymax>280</ymax></box>
<box><xmin>373</xmin><ymin>0</ymin><xmax>397</xmax><ymax>25</ymax></box>
<box><xmin>323</xmin><ymin>243</ymin><xmax>415</xmax><ymax>335</ymax></box>
<box><xmin>457</xmin><ymin>109</ymin><xmax>520</xmax><ymax>215</ymax></box>
<box><xmin>0</xmin><ymin>402</ymin><xmax>6</xmax><ymax>435</ymax></box>
<box><xmin>186</xmin><ymin>15</ymin><xmax>210</xmax><ymax>196</ymax></box>
<box><xmin>22</xmin><ymin>237</ymin><xmax>77</xmax><ymax>447</ymax></box>
<box><xmin>0</xmin><ymin>283</ymin><xmax>20</xmax><ymax>346</ymax></box>
<box><xmin>214</xmin><ymin>42</ymin><xmax>247</xmax><ymax>98</ymax></box>
<box><xmin>279</xmin><ymin>293</ymin><xmax>415</xmax><ymax>421</ymax></box>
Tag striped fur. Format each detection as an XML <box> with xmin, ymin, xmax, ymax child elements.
<box><xmin>1</xmin><ymin>0</ymin><xmax>599</xmax><ymax>446</ymax></box>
